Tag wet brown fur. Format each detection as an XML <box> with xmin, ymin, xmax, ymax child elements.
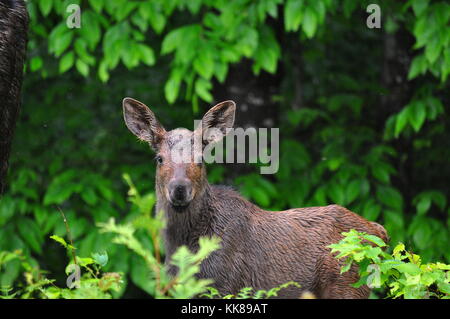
<box><xmin>123</xmin><ymin>98</ymin><xmax>389</xmax><ymax>299</ymax></box>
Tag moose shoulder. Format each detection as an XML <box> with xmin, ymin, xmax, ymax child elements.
<box><xmin>122</xmin><ymin>97</ymin><xmax>389</xmax><ymax>299</ymax></box>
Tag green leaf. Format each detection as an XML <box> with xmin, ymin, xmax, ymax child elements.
<box><xmin>416</xmin><ymin>197</ymin><xmax>431</xmax><ymax>215</ymax></box>
<box><xmin>238</xmin><ymin>27</ymin><xmax>259</xmax><ymax>57</ymax></box>
<box><xmin>372</xmin><ymin>165</ymin><xmax>390</xmax><ymax>184</ymax></box>
<box><xmin>411</xmin><ymin>0</ymin><xmax>429</xmax><ymax>17</ymax></box>
<box><xmin>302</xmin><ymin>8</ymin><xmax>318</xmax><ymax>38</ymax></box>
<box><xmin>425</xmin><ymin>37</ymin><xmax>441</xmax><ymax>64</ymax></box>
<box><xmin>92</xmin><ymin>251</ymin><xmax>109</xmax><ymax>267</ymax></box>
<box><xmin>121</xmin><ymin>42</ymin><xmax>140</xmax><ymax>69</ymax></box>
<box><xmin>186</xmin><ymin>0</ymin><xmax>202</xmax><ymax>14</ymax></box>
<box><xmin>161</xmin><ymin>28</ymin><xmax>183</xmax><ymax>55</ymax></box>
<box><xmin>194</xmin><ymin>78</ymin><xmax>213</xmax><ymax>103</ymax></box>
<box><xmin>408</xmin><ymin>101</ymin><xmax>426</xmax><ymax>132</ymax></box>
<box><xmin>214</xmin><ymin>62</ymin><xmax>228</xmax><ymax>83</ymax></box>
<box><xmin>17</xmin><ymin>219</ymin><xmax>43</xmax><ymax>254</ymax></box>
<box><xmin>193</xmin><ymin>47</ymin><xmax>215</xmax><ymax>79</ymax></box>
<box><xmin>346</xmin><ymin>180</ymin><xmax>360</xmax><ymax>204</ymax></box>
<box><xmin>376</xmin><ymin>186</ymin><xmax>403</xmax><ymax>211</ymax></box>
<box><xmin>437</xmin><ymin>282</ymin><xmax>450</xmax><ymax>294</ymax></box>
<box><xmin>408</xmin><ymin>55</ymin><xmax>427</xmax><ymax>80</ymax></box>
<box><xmin>412</xmin><ymin>220</ymin><xmax>432</xmax><ymax>249</ymax></box>
<box><xmin>253</xmin><ymin>26</ymin><xmax>280</xmax><ymax>74</ymax></box>
<box><xmin>429</xmin><ymin>191</ymin><xmax>446</xmax><ymax>211</ymax></box>
<box><xmin>164</xmin><ymin>73</ymin><xmax>181</xmax><ymax>104</ymax></box>
<box><xmin>98</xmin><ymin>60</ymin><xmax>109</xmax><ymax>82</ymax></box>
<box><xmin>362</xmin><ymin>234</ymin><xmax>386</xmax><ymax>247</ymax></box>
<box><xmin>328</xmin><ymin>183</ymin><xmax>345</xmax><ymax>205</ymax></box>
<box><xmin>30</xmin><ymin>56</ymin><xmax>43</xmax><ymax>72</ymax></box>
<box><xmin>74</xmin><ymin>257</ymin><xmax>95</xmax><ymax>269</ymax></box>
<box><xmin>393</xmin><ymin>263</ymin><xmax>421</xmax><ymax>275</ymax></box>
<box><xmin>76</xmin><ymin>59</ymin><xmax>89</xmax><ymax>77</ymax></box>
<box><xmin>130</xmin><ymin>256</ymin><xmax>155</xmax><ymax>295</ymax></box>
<box><xmin>363</xmin><ymin>201</ymin><xmax>382</xmax><ymax>221</ymax></box>
<box><xmin>80</xmin><ymin>11</ymin><xmax>101</xmax><ymax>50</ymax></box>
<box><xmin>252</xmin><ymin>188</ymin><xmax>270</xmax><ymax>207</ymax></box>
<box><xmin>81</xmin><ymin>188</ymin><xmax>98</xmax><ymax>206</ymax></box>
<box><xmin>343</xmin><ymin>0</ymin><xmax>358</xmax><ymax>18</ymax></box>
<box><xmin>395</xmin><ymin>108</ymin><xmax>410</xmax><ymax>137</ymax></box>
<box><xmin>59</xmin><ymin>52</ymin><xmax>75</xmax><ymax>73</ymax></box>
<box><xmin>39</xmin><ymin>0</ymin><xmax>53</xmax><ymax>17</ymax></box>
<box><xmin>90</xmin><ymin>0</ymin><xmax>104</xmax><ymax>13</ymax></box>
<box><xmin>148</xmin><ymin>10</ymin><xmax>166</xmax><ymax>34</ymax></box>
<box><xmin>393</xmin><ymin>243</ymin><xmax>405</xmax><ymax>257</ymax></box>
<box><xmin>50</xmin><ymin>235</ymin><xmax>76</xmax><ymax>250</ymax></box>
<box><xmin>51</xmin><ymin>30</ymin><xmax>73</xmax><ymax>57</ymax></box>
<box><xmin>0</xmin><ymin>195</ymin><xmax>16</xmax><ymax>226</ymax></box>
<box><xmin>44</xmin><ymin>184</ymin><xmax>75</xmax><ymax>205</ymax></box>
<box><xmin>284</xmin><ymin>0</ymin><xmax>304</xmax><ymax>31</ymax></box>
<box><xmin>137</xmin><ymin>44</ymin><xmax>155</xmax><ymax>66</ymax></box>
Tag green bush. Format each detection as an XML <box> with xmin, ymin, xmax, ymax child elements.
<box><xmin>329</xmin><ymin>229</ymin><xmax>450</xmax><ymax>299</ymax></box>
<box><xmin>0</xmin><ymin>176</ymin><xmax>299</xmax><ymax>299</ymax></box>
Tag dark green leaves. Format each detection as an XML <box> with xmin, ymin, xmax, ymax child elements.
<box><xmin>411</xmin><ymin>0</ymin><xmax>429</xmax><ymax>17</ymax></box>
<box><xmin>387</xmin><ymin>97</ymin><xmax>444</xmax><ymax>139</ymax></box>
<box><xmin>284</xmin><ymin>0</ymin><xmax>328</xmax><ymax>38</ymax></box>
<box><xmin>17</xmin><ymin>219</ymin><xmax>43</xmax><ymax>254</ymax></box>
<box><xmin>376</xmin><ymin>186</ymin><xmax>403</xmax><ymax>211</ymax></box>
<box><xmin>410</xmin><ymin>1</ymin><xmax>450</xmax><ymax>82</ymax></box>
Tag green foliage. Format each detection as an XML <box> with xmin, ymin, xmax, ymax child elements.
<box><xmin>0</xmin><ymin>176</ymin><xmax>222</xmax><ymax>299</ymax></box>
<box><xmin>98</xmin><ymin>218</ymin><xmax>221</xmax><ymax>299</ymax></box>
<box><xmin>98</xmin><ymin>174</ymin><xmax>222</xmax><ymax>298</ymax></box>
<box><xmin>201</xmin><ymin>281</ymin><xmax>301</xmax><ymax>299</ymax></box>
<box><xmin>26</xmin><ymin>0</ymin><xmax>335</xmax><ymax>108</ymax></box>
<box><xmin>0</xmin><ymin>239</ymin><xmax>122</xmax><ymax>299</ymax></box>
<box><xmin>329</xmin><ymin>230</ymin><xmax>450</xmax><ymax>299</ymax></box>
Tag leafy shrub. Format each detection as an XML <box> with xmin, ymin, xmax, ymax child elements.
<box><xmin>98</xmin><ymin>218</ymin><xmax>221</xmax><ymax>299</ymax></box>
<box><xmin>0</xmin><ymin>174</ymin><xmax>222</xmax><ymax>299</ymax></box>
<box><xmin>201</xmin><ymin>281</ymin><xmax>302</xmax><ymax>299</ymax></box>
<box><xmin>0</xmin><ymin>240</ymin><xmax>121</xmax><ymax>299</ymax></box>
<box><xmin>329</xmin><ymin>229</ymin><xmax>450</xmax><ymax>299</ymax></box>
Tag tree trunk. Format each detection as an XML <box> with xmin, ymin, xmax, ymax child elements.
<box><xmin>0</xmin><ymin>0</ymin><xmax>29</xmax><ymax>194</ymax></box>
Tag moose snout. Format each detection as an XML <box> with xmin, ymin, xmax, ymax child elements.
<box><xmin>168</xmin><ymin>179</ymin><xmax>193</xmax><ymax>207</ymax></box>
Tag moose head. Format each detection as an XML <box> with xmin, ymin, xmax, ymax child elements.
<box><xmin>123</xmin><ymin>97</ymin><xmax>236</xmax><ymax>209</ymax></box>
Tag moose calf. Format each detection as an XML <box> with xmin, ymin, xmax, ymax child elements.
<box><xmin>123</xmin><ymin>98</ymin><xmax>388</xmax><ymax>299</ymax></box>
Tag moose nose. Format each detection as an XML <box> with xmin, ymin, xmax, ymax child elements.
<box><xmin>168</xmin><ymin>179</ymin><xmax>192</xmax><ymax>206</ymax></box>
<box><xmin>174</xmin><ymin>185</ymin><xmax>186</xmax><ymax>199</ymax></box>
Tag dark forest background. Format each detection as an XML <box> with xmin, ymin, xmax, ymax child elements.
<box><xmin>0</xmin><ymin>0</ymin><xmax>449</xmax><ymax>298</ymax></box>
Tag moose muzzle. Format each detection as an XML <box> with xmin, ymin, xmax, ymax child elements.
<box><xmin>168</xmin><ymin>179</ymin><xmax>193</xmax><ymax>207</ymax></box>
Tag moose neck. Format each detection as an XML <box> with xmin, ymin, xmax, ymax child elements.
<box><xmin>157</xmin><ymin>180</ymin><xmax>215</xmax><ymax>252</ymax></box>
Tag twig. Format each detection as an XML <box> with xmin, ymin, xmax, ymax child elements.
<box><xmin>56</xmin><ymin>206</ymin><xmax>77</xmax><ymax>266</ymax></box>
<box><xmin>160</xmin><ymin>277</ymin><xmax>178</xmax><ymax>296</ymax></box>
<box><xmin>150</xmin><ymin>230</ymin><xmax>161</xmax><ymax>291</ymax></box>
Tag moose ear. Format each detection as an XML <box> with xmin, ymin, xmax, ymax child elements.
<box><xmin>123</xmin><ymin>97</ymin><xmax>166</xmax><ymax>150</ymax></box>
<box><xmin>198</xmin><ymin>100</ymin><xmax>236</xmax><ymax>145</ymax></box>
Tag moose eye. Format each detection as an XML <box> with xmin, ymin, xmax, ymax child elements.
<box><xmin>155</xmin><ymin>155</ymin><xmax>163</xmax><ymax>165</ymax></box>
